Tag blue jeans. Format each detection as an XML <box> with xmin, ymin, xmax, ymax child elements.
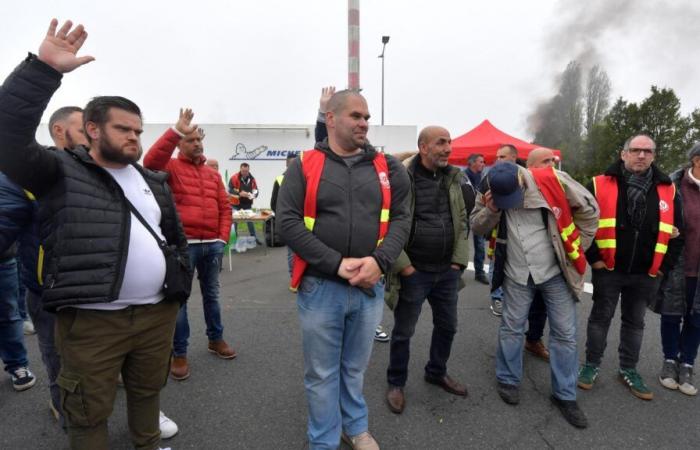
<box><xmin>387</xmin><ymin>268</ymin><xmax>460</xmax><ymax>386</ymax></box>
<box><xmin>0</xmin><ymin>258</ymin><xmax>29</xmax><ymax>372</ymax></box>
<box><xmin>26</xmin><ymin>289</ymin><xmax>64</xmax><ymax>426</ymax></box>
<box><xmin>472</xmin><ymin>233</ymin><xmax>486</xmax><ymax>276</ymax></box>
<box><xmin>297</xmin><ymin>276</ymin><xmax>383</xmax><ymax>450</ymax></box>
<box><xmin>173</xmin><ymin>242</ymin><xmax>225</xmax><ymax>356</ymax></box>
<box><xmin>16</xmin><ymin>258</ymin><xmax>28</xmax><ymax>321</ymax></box>
<box><xmin>496</xmin><ymin>274</ymin><xmax>578</xmax><ymax>400</ymax></box>
<box><xmin>661</xmin><ymin>277</ymin><xmax>700</xmax><ymax>365</ymax></box>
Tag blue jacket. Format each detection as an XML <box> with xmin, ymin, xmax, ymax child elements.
<box><xmin>0</xmin><ymin>171</ymin><xmax>41</xmax><ymax>290</ymax></box>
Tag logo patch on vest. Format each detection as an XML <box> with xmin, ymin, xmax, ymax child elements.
<box><xmin>552</xmin><ymin>206</ymin><xmax>562</xmax><ymax>219</ymax></box>
<box><xmin>659</xmin><ymin>199</ymin><xmax>669</xmax><ymax>212</ymax></box>
<box><xmin>379</xmin><ymin>172</ymin><xmax>390</xmax><ymax>189</ymax></box>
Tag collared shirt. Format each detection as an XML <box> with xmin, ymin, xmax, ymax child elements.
<box><xmin>504</xmin><ymin>207</ymin><xmax>561</xmax><ymax>285</ymax></box>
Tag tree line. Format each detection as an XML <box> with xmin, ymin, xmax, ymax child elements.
<box><xmin>530</xmin><ymin>61</ymin><xmax>700</xmax><ymax>182</ymax></box>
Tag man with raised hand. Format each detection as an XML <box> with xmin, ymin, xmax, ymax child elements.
<box><xmin>0</xmin><ymin>19</ymin><xmax>188</xmax><ymax>450</ymax></box>
<box><xmin>278</xmin><ymin>89</ymin><xmax>410</xmax><ymax>450</ymax></box>
<box><xmin>144</xmin><ymin>109</ymin><xmax>235</xmax><ymax>381</ymax></box>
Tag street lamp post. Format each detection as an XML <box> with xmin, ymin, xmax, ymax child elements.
<box><xmin>378</xmin><ymin>35</ymin><xmax>390</xmax><ymax>126</ymax></box>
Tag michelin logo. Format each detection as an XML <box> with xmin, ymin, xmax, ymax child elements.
<box><xmin>229</xmin><ymin>143</ymin><xmax>301</xmax><ymax>160</ymax></box>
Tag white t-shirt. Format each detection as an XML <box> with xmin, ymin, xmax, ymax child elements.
<box><xmin>75</xmin><ymin>165</ymin><xmax>167</xmax><ymax>310</ymax></box>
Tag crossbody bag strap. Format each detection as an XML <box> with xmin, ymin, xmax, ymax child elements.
<box><xmin>125</xmin><ymin>199</ymin><xmax>167</xmax><ymax>250</ymax></box>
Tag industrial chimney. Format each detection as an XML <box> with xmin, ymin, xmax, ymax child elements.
<box><xmin>348</xmin><ymin>0</ymin><xmax>360</xmax><ymax>90</ymax></box>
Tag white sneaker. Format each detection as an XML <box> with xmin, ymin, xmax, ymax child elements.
<box><xmin>23</xmin><ymin>320</ymin><xmax>36</xmax><ymax>335</ymax></box>
<box><xmin>160</xmin><ymin>411</ymin><xmax>178</xmax><ymax>439</ymax></box>
<box><xmin>679</xmin><ymin>364</ymin><xmax>698</xmax><ymax>396</ymax></box>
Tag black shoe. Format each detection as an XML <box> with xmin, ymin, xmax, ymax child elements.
<box><xmin>550</xmin><ymin>395</ymin><xmax>588</xmax><ymax>429</ymax></box>
<box><xmin>255</xmin><ymin>239</ymin><xmax>264</xmax><ymax>246</ymax></box>
<box><xmin>475</xmin><ymin>273</ymin><xmax>490</xmax><ymax>285</ymax></box>
<box><xmin>497</xmin><ymin>382</ymin><xmax>519</xmax><ymax>405</ymax></box>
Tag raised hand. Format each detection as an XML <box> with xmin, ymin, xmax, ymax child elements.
<box><xmin>38</xmin><ymin>19</ymin><xmax>95</xmax><ymax>73</ymax></box>
<box><xmin>175</xmin><ymin>108</ymin><xmax>197</xmax><ymax>135</ymax></box>
<box><xmin>198</xmin><ymin>127</ymin><xmax>206</xmax><ymax>141</ymax></box>
<box><xmin>319</xmin><ymin>86</ymin><xmax>336</xmax><ymax>113</ymax></box>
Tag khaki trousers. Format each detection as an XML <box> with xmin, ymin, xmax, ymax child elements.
<box><xmin>55</xmin><ymin>300</ymin><xmax>179</xmax><ymax>450</ymax></box>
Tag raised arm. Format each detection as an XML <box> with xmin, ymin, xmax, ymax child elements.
<box><xmin>0</xmin><ymin>19</ymin><xmax>94</xmax><ymax>196</ymax></box>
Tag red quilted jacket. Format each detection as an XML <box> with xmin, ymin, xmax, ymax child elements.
<box><xmin>144</xmin><ymin>128</ymin><xmax>232</xmax><ymax>242</ymax></box>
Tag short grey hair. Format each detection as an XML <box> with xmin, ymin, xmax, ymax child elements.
<box><xmin>623</xmin><ymin>134</ymin><xmax>656</xmax><ymax>152</ymax></box>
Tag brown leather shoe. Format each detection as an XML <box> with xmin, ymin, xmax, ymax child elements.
<box><xmin>525</xmin><ymin>340</ymin><xmax>550</xmax><ymax>361</ymax></box>
<box><xmin>170</xmin><ymin>356</ymin><xmax>190</xmax><ymax>381</ymax></box>
<box><xmin>208</xmin><ymin>340</ymin><xmax>237</xmax><ymax>359</ymax></box>
<box><xmin>386</xmin><ymin>385</ymin><xmax>405</xmax><ymax>414</ymax></box>
<box><xmin>424</xmin><ymin>374</ymin><xmax>468</xmax><ymax>397</ymax></box>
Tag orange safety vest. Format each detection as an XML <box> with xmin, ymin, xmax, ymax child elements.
<box><xmin>289</xmin><ymin>149</ymin><xmax>392</xmax><ymax>290</ymax></box>
<box><xmin>529</xmin><ymin>167</ymin><xmax>588</xmax><ymax>275</ymax></box>
<box><xmin>486</xmin><ymin>227</ymin><xmax>497</xmax><ymax>258</ymax></box>
<box><xmin>592</xmin><ymin>175</ymin><xmax>675</xmax><ymax>277</ymax></box>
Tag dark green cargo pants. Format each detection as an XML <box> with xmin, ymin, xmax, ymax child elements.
<box><xmin>55</xmin><ymin>300</ymin><xmax>179</xmax><ymax>450</ymax></box>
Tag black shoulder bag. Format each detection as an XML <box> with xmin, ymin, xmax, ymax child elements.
<box><xmin>125</xmin><ymin>200</ymin><xmax>193</xmax><ymax>303</ymax></box>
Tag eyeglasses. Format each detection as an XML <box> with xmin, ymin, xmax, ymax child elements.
<box><xmin>626</xmin><ymin>148</ymin><xmax>655</xmax><ymax>156</ymax></box>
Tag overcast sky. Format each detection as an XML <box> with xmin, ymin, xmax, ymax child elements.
<box><xmin>3</xmin><ymin>0</ymin><xmax>699</xmax><ymax>142</ymax></box>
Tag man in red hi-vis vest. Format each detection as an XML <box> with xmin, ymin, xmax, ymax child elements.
<box><xmin>579</xmin><ymin>134</ymin><xmax>684</xmax><ymax>401</ymax></box>
<box><xmin>471</xmin><ymin>160</ymin><xmax>599</xmax><ymax>429</ymax></box>
<box><xmin>277</xmin><ymin>90</ymin><xmax>411</xmax><ymax>450</ymax></box>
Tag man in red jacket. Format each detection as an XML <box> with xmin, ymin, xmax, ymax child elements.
<box><xmin>144</xmin><ymin>108</ymin><xmax>235</xmax><ymax>381</ymax></box>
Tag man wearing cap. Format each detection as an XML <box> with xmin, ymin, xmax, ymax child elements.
<box><xmin>579</xmin><ymin>134</ymin><xmax>683</xmax><ymax>400</ymax></box>
<box><xmin>471</xmin><ymin>161</ymin><xmax>598</xmax><ymax>428</ymax></box>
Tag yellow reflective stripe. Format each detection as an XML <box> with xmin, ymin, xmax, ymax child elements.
<box><xmin>568</xmin><ymin>250</ymin><xmax>580</xmax><ymax>260</ymax></box>
<box><xmin>655</xmin><ymin>243</ymin><xmax>668</xmax><ymax>254</ymax></box>
<box><xmin>490</xmin><ymin>228</ymin><xmax>498</xmax><ymax>238</ymax></box>
<box><xmin>377</xmin><ymin>238</ymin><xmax>384</xmax><ymax>246</ymax></box>
<box><xmin>596</xmin><ymin>239</ymin><xmax>616</xmax><ymax>249</ymax></box>
<box><xmin>659</xmin><ymin>222</ymin><xmax>673</xmax><ymax>234</ymax></box>
<box><xmin>275</xmin><ymin>175</ymin><xmax>284</xmax><ymax>186</ymax></box>
<box><xmin>304</xmin><ymin>216</ymin><xmax>315</xmax><ymax>230</ymax></box>
<box><xmin>599</xmin><ymin>218</ymin><xmax>616</xmax><ymax>228</ymax></box>
<box><xmin>23</xmin><ymin>189</ymin><xmax>36</xmax><ymax>201</ymax></box>
<box><xmin>380</xmin><ymin>208</ymin><xmax>390</xmax><ymax>222</ymax></box>
<box><xmin>487</xmin><ymin>248</ymin><xmax>494</xmax><ymax>256</ymax></box>
<box><xmin>37</xmin><ymin>245</ymin><xmax>44</xmax><ymax>286</ymax></box>
<box><xmin>561</xmin><ymin>222</ymin><xmax>576</xmax><ymax>240</ymax></box>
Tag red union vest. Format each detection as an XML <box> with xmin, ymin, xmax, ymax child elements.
<box><xmin>289</xmin><ymin>149</ymin><xmax>392</xmax><ymax>290</ymax></box>
<box><xmin>529</xmin><ymin>167</ymin><xmax>588</xmax><ymax>275</ymax></box>
<box><xmin>592</xmin><ymin>174</ymin><xmax>675</xmax><ymax>277</ymax></box>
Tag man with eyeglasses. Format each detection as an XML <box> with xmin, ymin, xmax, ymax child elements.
<box><xmin>579</xmin><ymin>134</ymin><xmax>684</xmax><ymax>401</ymax></box>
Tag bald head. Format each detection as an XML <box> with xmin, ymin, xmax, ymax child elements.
<box><xmin>326</xmin><ymin>89</ymin><xmax>365</xmax><ymax>114</ymax></box>
<box><xmin>418</xmin><ymin>126</ymin><xmax>452</xmax><ymax>171</ymax></box>
<box><xmin>527</xmin><ymin>148</ymin><xmax>556</xmax><ymax>168</ymax></box>
<box><xmin>206</xmin><ymin>158</ymin><xmax>219</xmax><ymax>171</ymax></box>
<box><xmin>417</xmin><ymin>126</ymin><xmax>449</xmax><ymax>147</ymax></box>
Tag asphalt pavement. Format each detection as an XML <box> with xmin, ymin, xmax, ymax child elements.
<box><xmin>2</xmin><ymin>245</ymin><xmax>698</xmax><ymax>449</ymax></box>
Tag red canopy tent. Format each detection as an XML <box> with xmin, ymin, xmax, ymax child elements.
<box><xmin>447</xmin><ymin>119</ymin><xmax>560</xmax><ymax>166</ymax></box>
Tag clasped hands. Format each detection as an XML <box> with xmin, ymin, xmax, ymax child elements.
<box><xmin>337</xmin><ymin>257</ymin><xmax>382</xmax><ymax>289</ymax></box>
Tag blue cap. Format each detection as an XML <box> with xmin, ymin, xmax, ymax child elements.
<box><xmin>487</xmin><ymin>162</ymin><xmax>523</xmax><ymax>210</ymax></box>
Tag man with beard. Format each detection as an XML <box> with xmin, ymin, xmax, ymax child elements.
<box><xmin>278</xmin><ymin>90</ymin><xmax>411</xmax><ymax>450</ymax></box>
<box><xmin>0</xmin><ymin>20</ymin><xmax>189</xmax><ymax>450</ymax></box>
<box><xmin>384</xmin><ymin>126</ymin><xmax>470</xmax><ymax>414</ymax></box>
<box><xmin>144</xmin><ymin>109</ymin><xmax>235</xmax><ymax>380</ymax></box>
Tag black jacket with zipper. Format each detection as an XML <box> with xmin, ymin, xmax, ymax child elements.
<box><xmin>277</xmin><ymin>139</ymin><xmax>411</xmax><ymax>283</ymax></box>
<box><xmin>0</xmin><ymin>54</ymin><xmax>189</xmax><ymax>312</ymax></box>
<box><xmin>585</xmin><ymin>160</ymin><xmax>684</xmax><ymax>275</ymax></box>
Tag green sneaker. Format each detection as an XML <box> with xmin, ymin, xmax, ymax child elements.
<box><xmin>577</xmin><ymin>364</ymin><xmax>599</xmax><ymax>390</ymax></box>
<box><xmin>619</xmin><ymin>368</ymin><xmax>654</xmax><ymax>400</ymax></box>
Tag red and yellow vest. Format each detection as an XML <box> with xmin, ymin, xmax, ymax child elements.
<box><xmin>592</xmin><ymin>175</ymin><xmax>675</xmax><ymax>277</ymax></box>
<box><xmin>530</xmin><ymin>167</ymin><xmax>588</xmax><ymax>275</ymax></box>
<box><xmin>486</xmin><ymin>167</ymin><xmax>587</xmax><ymax>275</ymax></box>
<box><xmin>289</xmin><ymin>149</ymin><xmax>392</xmax><ymax>290</ymax></box>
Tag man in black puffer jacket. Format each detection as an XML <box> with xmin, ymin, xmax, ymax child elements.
<box><xmin>0</xmin><ymin>20</ymin><xmax>189</xmax><ymax>450</ymax></box>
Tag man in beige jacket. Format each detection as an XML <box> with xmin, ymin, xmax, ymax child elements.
<box><xmin>471</xmin><ymin>161</ymin><xmax>598</xmax><ymax>429</ymax></box>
